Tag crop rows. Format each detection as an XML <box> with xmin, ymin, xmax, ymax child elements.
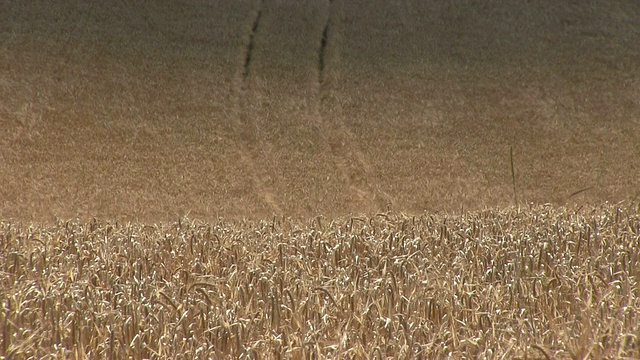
<box><xmin>2</xmin><ymin>203</ymin><xmax>639</xmax><ymax>358</ymax></box>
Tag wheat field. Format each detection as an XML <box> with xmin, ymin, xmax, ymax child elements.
<box><xmin>1</xmin><ymin>0</ymin><xmax>640</xmax><ymax>358</ymax></box>
<box><xmin>2</xmin><ymin>205</ymin><xmax>640</xmax><ymax>358</ymax></box>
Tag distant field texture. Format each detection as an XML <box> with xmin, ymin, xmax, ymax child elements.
<box><xmin>1</xmin><ymin>0</ymin><xmax>639</xmax><ymax>221</ymax></box>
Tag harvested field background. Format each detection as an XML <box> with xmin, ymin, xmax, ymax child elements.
<box><xmin>1</xmin><ymin>0</ymin><xmax>640</xmax><ymax>358</ymax></box>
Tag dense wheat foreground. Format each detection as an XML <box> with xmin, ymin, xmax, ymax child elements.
<box><xmin>1</xmin><ymin>0</ymin><xmax>640</xmax><ymax>359</ymax></box>
<box><xmin>1</xmin><ymin>205</ymin><xmax>639</xmax><ymax>358</ymax></box>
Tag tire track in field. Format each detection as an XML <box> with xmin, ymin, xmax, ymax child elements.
<box><xmin>314</xmin><ymin>0</ymin><xmax>394</xmax><ymax>211</ymax></box>
<box><xmin>242</xmin><ymin>1</ymin><xmax>262</xmax><ymax>80</ymax></box>
<box><xmin>231</xmin><ymin>0</ymin><xmax>283</xmax><ymax>215</ymax></box>
<box><xmin>318</xmin><ymin>7</ymin><xmax>330</xmax><ymax>83</ymax></box>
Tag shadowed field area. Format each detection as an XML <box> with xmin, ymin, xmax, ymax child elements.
<box><xmin>1</xmin><ymin>0</ymin><xmax>639</xmax><ymax>221</ymax></box>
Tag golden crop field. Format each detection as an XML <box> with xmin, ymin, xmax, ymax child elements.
<box><xmin>2</xmin><ymin>205</ymin><xmax>640</xmax><ymax>358</ymax></box>
<box><xmin>1</xmin><ymin>0</ymin><xmax>639</xmax><ymax>358</ymax></box>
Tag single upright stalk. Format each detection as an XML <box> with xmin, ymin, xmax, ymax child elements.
<box><xmin>510</xmin><ymin>146</ymin><xmax>518</xmax><ymax>207</ymax></box>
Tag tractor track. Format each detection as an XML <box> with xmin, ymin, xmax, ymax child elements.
<box><xmin>242</xmin><ymin>1</ymin><xmax>262</xmax><ymax>80</ymax></box>
<box><xmin>232</xmin><ymin>0</ymin><xmax>392</xmax><ymax>214</ymax></box>
<box><xmin>318</xmin><ymin>11</ymin><xmax>330</xmax><ymax>84</ymax></box>
<box><xmin>231</xmin><ymin>0</ymin><xmax>283</xmax><ymax>215</ymax></box>
<box><xmin>313</xmin><ymin>0</ymin><xmax>394</xmax><ymax>211</ymax></box>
